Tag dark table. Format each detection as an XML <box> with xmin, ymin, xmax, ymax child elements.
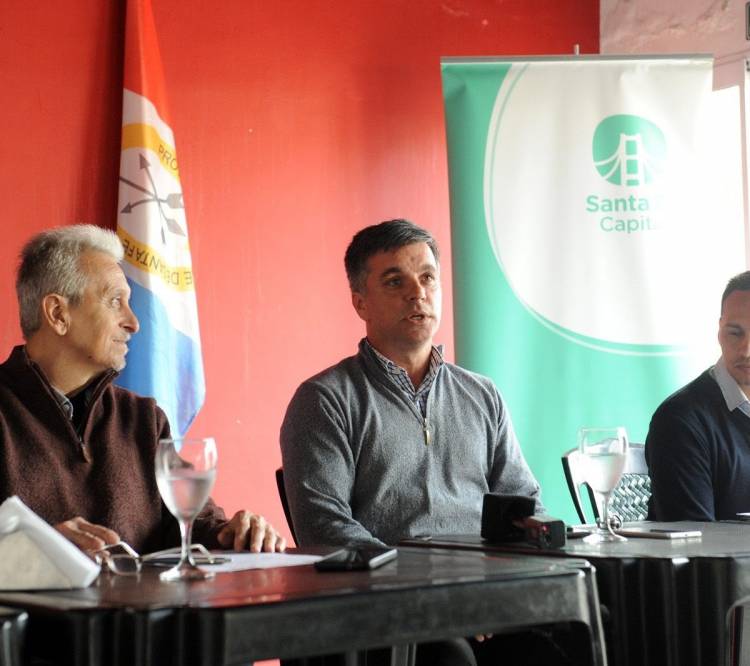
<box><xmin>402</xmin><ymin>521</ymin><xmax>750</xmax><ymax>666</ymax></box>
<box><xmin>0</xmin><ymin>547</ymin><xmax>606</xmax><ymax>666</ymax></box>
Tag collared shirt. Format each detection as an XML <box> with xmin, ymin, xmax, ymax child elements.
<box><xmin>365</xmin><ymin>339</ymin><xmax>444</xmax><ymax>416</ymax></box>
<box><xmin>710</xmin><ymin>357</ymin><xmax>750</xmax><ymax>419</ymax></box>
<box><xmin>50</xmin><ymin>385</ymin><xmax>92</xmax><ymax>432</ymax></box>
<box><xmin>50</xmin><ymin>386</ymin><xmax>74</xmax><ymax>420</ymax></box>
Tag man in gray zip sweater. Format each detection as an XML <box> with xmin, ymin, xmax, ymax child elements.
<box><xmin>280</xmin><ymin>219</ymin><xmax>542</xmax><ymax>548</ymax></box>
<box><xmin>281</xmin><ymin>220</ymin><xmax>557</xmax><ymax>666</ymax></box>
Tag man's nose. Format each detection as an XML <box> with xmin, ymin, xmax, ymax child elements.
<box><xmin>123</xmin><ymin>304</ymin><xmax>139</xmax><ymax>334</ymax></box>
<box><xmin>406</xmin><ymin>279</ymin><xmax>426</xmax><ymax>300</ymax></box>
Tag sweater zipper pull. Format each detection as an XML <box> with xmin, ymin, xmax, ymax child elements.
<box><xmin>79</xmin><ymin>437</ymin><xmax>92</xmax><ymax>462</ymax></box>
<box><xmin>423</xmin><ymin>418</ymin><xmax>430</xmax><ymax>446</ymax></box>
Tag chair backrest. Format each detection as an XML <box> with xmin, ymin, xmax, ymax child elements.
<box><xmin>561</xmin><ymin>443</ymin><xmax>651</xmax><ymax>524</ymax></box>
<box><xmin>275</xmin><ymin>467</ymin><xmax>298</xmax><ymax>544</ymax></box>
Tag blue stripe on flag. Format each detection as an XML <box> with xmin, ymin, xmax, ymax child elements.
<box><xmin>116</xmin><ymin>278</ymin><xmax>205</xmax><ymax>436</ymax></box>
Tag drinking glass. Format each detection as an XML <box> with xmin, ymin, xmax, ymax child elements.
<box><xmin>155</xmin><ymin>437</ymin><xmax>218</xmax><ymax>581</ymax></box>
<box><xmin>578</xmin><ymin>427</ymin><xmax>629</xmax><ymax>544</ymax></box>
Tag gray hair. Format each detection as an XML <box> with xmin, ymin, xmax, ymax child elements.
<box><xmin>16</xmin><ymin>224</ymin><xmax>124</xmax><ymax>339</ymax></box>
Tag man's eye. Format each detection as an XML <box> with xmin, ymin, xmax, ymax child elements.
<box><xmin>385</xmin><ymin>278</ymin><xmax>401</xmax><ymax>287</ymax></box>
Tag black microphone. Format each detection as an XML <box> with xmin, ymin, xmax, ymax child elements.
<box><xmin>481</xmin><ymin>494</ymin><xmax>566</xmax><ymax>549</ymax></box>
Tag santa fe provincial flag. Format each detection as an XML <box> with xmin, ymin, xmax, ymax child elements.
<box><xmin>115</xmin><ymin>0</ymin><xmax>205</xmax><ymax>436</ymax></box>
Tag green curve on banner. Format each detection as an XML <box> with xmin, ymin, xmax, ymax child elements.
<box><xmin>510</xmin><ymin>295</ymin><xmax>685</xmax><ymax>357</ymax></box>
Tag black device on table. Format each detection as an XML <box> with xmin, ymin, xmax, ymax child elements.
<box><xmin>481</xmin><ymin>494</ymin><xmax>566</xmax><ymax>548</ymax></box>
<box><xmin>315</xmin><ymin>547</ymin><xmax>398</xmax><ymax>571</ymax></box>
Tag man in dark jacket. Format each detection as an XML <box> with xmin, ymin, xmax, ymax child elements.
<box><xmin>647</xmin><ymin>271</ymin><xmax>750</xmax><ymax>521</ymax></box>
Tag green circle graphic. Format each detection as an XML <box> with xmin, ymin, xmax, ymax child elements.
<box><xmin>592</xmin><ymin>114</ymin><xmax>666</xmax><ymax>186</ymax></box>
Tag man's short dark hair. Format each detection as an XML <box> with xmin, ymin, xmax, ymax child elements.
<box><xmin>344</xmin><ymin>219</ymin><xmax>440</xmax><ymax>292</ymax></box>
<box><xmin>722</xmin><ymin>271</ymin><xmax>750</xmax><ymax>313</ymax></box>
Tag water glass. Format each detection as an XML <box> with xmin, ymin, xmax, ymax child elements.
<box><xmin>155</xmin><ymin>437</ymin><xmax>217</xmax><ymax>581</ymax></box>
<box><xmin>578</xmin><ymin>426</ymin><xmax>629</xmax><ymax>544</ymax></box>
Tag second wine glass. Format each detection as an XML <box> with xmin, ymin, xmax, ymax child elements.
<box><xmin>578</xmin><ymin>426</ymin><xmax>628</xmax><ymax>544</ymax></box>
<box><xmin>155</xmin><ymin>437</ymin><xmax>218</xmax><ymax>581</ymax></box>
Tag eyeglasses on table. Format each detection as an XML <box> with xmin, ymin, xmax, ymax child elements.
<box><xmin>95</xmin><ymin>541</ymin><xmax>220</xmax><ymax>576</ymax></box>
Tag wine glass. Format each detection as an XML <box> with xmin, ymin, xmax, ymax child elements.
<box><xmin>155</xmin><ymin>437</ymin><xmax>218</xmax><ymax>581</ymax></box>
<box><xmin>578</xmin><ymin>427</ymin><xmax>628</xmax><ymax>544</ymax></box>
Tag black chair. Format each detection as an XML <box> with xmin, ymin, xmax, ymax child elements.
<box><xmin>562</xmin><ymin>443</ymin><xmax>651</xmax><ymax>524</ymax></box>
<box><xmin>275</xmin><ymin>467</ymin><xmax>298</xmax><ymax>544</ymax></box>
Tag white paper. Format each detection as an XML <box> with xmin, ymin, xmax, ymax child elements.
<box><xmin>0</xmin><ymin>496</ymin><xmax>100</xmax><ymax>589</ymax></box>
<box><xmin>204</xmin><ymin>552</ymin><xmax>321</xmax><ymax>573</ymax></box>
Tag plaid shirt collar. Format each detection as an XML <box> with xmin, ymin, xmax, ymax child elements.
<box><xmin>364</xmin><ymin>338</ymin><xmax>444</xmax><ymax>409</ymax></box>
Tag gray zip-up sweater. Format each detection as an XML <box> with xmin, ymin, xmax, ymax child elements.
<box><xmin>280</xmin><ymin>340</ymin><xmax>542</xmax><ymax>547</ymax></box>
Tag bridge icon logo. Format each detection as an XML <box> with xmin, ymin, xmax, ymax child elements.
<box><xmin>592</xmin><ymin>114</ymin><xmax>666</xmax><ymax>186</ymax></box>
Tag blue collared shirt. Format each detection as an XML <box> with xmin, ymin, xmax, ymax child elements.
<box><xmin>710</xmin><ymin>357</ymin><xmax>750</xmax><ymax>419</ymax></box>
<box><xmin>50</xmin><ymin>385</ymin><xmax>74</xmax><ymax>420</ymax></box>
<box><xmin>50</xmin><ymin>384</ymin><xmax>93</xmax><ymax>432</ymax></box>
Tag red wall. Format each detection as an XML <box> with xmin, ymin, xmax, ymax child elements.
<box><xmin>0</xmin><ymin>1</ymin><xmax>598</xmax><ymax>543</ymax></box>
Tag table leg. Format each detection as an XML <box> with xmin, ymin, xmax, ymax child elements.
<box><xmin>0</xmin><ymin>608</ymin><xmax>26</xmax><ymax>666</ymax></box>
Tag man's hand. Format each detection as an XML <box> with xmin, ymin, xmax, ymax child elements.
<box><xmin>54</xmin><ymin>517</ymin><xmax>120</xmax><ymax>556</ymax></box>
<box><xmin>216</xmin><ymin>510</ymin><xmax>287</xmax><ymax>552</ymax></box>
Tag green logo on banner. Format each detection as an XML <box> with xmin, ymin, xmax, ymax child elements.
<box><xmin>592</xmin><ymin>115</ymin><xmax>666</xmax><ymax>186</ymax></box>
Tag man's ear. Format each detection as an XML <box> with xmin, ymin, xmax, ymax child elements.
<box><xmin>41</xmin><ymin>294</ymin><xmax>70</xmax><ymax>336</ymax></box>
<box><xmin>351</xmin><ymin>291</ymin><xmax>368</xmax><ymax>322</ymax></box>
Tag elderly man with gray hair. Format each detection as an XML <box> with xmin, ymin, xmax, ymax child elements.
<box><xmin>0</xmin><ymin>224</ymin><xmax>284</xmax><ymax>556</ymax></box>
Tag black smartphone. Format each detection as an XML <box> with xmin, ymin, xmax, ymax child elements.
<box><xmin>314</xmin><ymin>547</ymin><xmax>397</xmax><ymax>572</ymax></box>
